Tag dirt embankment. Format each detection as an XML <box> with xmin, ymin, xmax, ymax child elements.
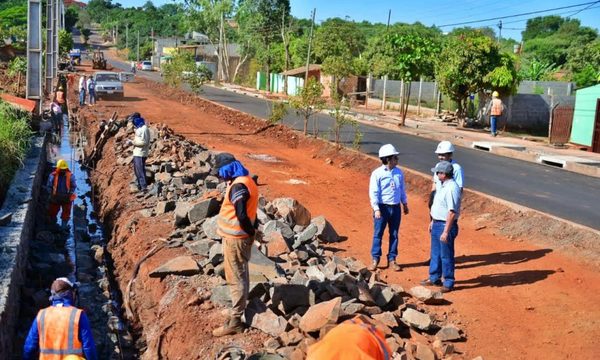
<box><xmin>76</xmin><ymin>75</ymin><xmax>600</xmax><ymax>360</ymax></box>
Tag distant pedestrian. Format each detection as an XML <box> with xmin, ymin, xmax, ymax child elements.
<box><xmin>131</xmin><ymin>61</ymin><xmax>136</xmax><ymax>74</ymax></box>
<box><xmin>126</xmin><ymin>113</ymin><xmax>150</xmax><ymax>192</ymax></box>
<box><xmin>47</xmin><ymin>159</ymin><xmax>77</xmax><ymax>229</ymax></box>
<box><xmin>212</xmin><ymin>153</ymin><xmax>260</xmax><ymax>337</ymax></box>
<box><xmin>486</xmin><ymin>91</ymin><xmax>504</xmax><ymax>137</ymax></box>
<box><xmin>367</xmin><ymin>144</ymin><xmax>409</xmax><ymax>272</ymax></box>
<box><xmin>78</xmin><ymin>75</ymin><xmax>87</xmax><ymax>106</ymax></box>
<box><xmin>422</xmin><ymin>161</ymin><xmax>462</xmax><ymax>293</ymax></box>
<box><xmin>87</xmin><ymin>76</ymin><xmax>96</xmax><ymax>105</ymax></box>
<box><xmin>50</xmin><ymin>100</ymin><xmax>62</xmax><ymax>133</ymax></box>
<box><xmin>23</xmin><ymin>277</ymin><xmax>97</xmax><ymax>360</ymax></box>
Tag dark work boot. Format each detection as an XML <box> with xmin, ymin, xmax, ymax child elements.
<box><xmin>212</xmin><ymin>317</ymin><xmax>244</xmax><ymax>337</ymax></box>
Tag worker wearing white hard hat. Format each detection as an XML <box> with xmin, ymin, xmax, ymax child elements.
<box><xmin>431</xmin><ymin>141</ymin><xmax>464</xmax><ymax>197</ymax></box>
<box><xmin>367</xmin><ymin>144</ymin><xmax>409</xmax><ymax>272</ymax></box>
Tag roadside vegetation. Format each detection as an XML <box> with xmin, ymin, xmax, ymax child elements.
<box><xmin>0</xmin><ymin>100</ymin><xmax>33</xmax><ymax>203</ymax></box>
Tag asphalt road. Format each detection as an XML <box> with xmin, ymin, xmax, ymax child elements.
<box><xmin>106</xmin><ymin>58</ymin><xmax>600</xmax><ymax>230</ymax></box>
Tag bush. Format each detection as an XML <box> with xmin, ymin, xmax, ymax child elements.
<box><xmin>0</xmin><ymin>100</ymin><xmax>33</xmax><ymax>201</ymax></box>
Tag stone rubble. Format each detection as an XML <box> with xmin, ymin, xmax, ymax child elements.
<box><xmin>107</xmin><ymin>124</ymin><xmax>472</xmax><ymax>359</ymax></box>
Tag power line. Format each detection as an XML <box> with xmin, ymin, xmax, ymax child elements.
<box><xmin>437</xmin><ymin>1</ymin><xmax>600</xmax><ymax>27</ymax></box>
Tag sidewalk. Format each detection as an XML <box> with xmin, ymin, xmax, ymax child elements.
<box><xmin>212</xmin><ymin>82</ymin><xmax>600</xmax><ymax>178</ymax></box>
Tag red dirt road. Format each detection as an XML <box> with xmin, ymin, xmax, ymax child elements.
<box><xmin>85</xmin><ymin>75</ymin><xmax>600</xmax><ymax>359</ymax></box>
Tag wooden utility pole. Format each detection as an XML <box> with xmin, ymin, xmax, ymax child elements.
<box><xmin>387</xmin><ymin>9</ymin><xmax>391</xmax><ymax>29</ymax></box>
<box><xmin>137</xmin><ymin>30</ymin><xmax>140</xmax><ymax>62</ymax></box>
<box><xmin>126</xmin><ymin>24</ymin><xmax>129</xmax><ymax>49</ymax></box>
<box><xmin>304</xmin><ymin>8</ymin><xmax>316</xmax><ymax>84</ymax></box>
<box><xmin>217</xmin><ymin>11</ymin><xmax>224</xmax><ymax>83</ymax></box>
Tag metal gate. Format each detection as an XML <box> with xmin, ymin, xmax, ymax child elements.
<box><xmin>550</xmin><ymin>105</ymin><xmax>574</xmax><ymax>144</ymax></box>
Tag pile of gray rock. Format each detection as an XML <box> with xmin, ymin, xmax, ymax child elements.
<box><xmin>112</xmin><ymin>125</ymin><xmax>469</xmax><ymax>360</ymax></box>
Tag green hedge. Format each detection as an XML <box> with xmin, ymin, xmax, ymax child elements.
<box><xmin>0</xmin><ymin>100</ymin><xmax>33</xmax><ymax>199</ymax></box>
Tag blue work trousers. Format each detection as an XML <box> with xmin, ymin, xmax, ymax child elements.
<box><xmin>79</xmin><ymin>89</ymin><xmax>86</xmax><ymax>105</ymax></box>
<box><xmin>429</xmin><ymin>220</ymin><xmax>459</xmax><ymax>288</ymax></box>
<box><xmin>371</xmin><ymin>204</ymin><xmax>401</xmax><ymax>262</ymax></box>
<box><xmin>490</xmin><ymin>116</ymin><xmax>498</xmax><ymax>136</ymax></box>
<box><xmin>89</xmin><ymin>90</ymin><xmax>96</xmax><ymax>105</ymax></box>
<box><xmin>133</xmin><ymin>156</ymin><xmax>147</xmax><ymax>190</ymax></box>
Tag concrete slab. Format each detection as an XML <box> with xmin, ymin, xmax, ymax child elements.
<box><xmin>471</xmin><ymin>141</ymin><xmax>527</xmax><ymax>152</ymax></box>
<box><xmin>538</xmin><ymin>155</ymin><xmax>600</xmax><ymax>168</ymax></box>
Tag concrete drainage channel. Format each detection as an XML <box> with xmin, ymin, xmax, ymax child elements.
<box><xmin>3</xmin><ymin>117</ymin><xmax>134</xmax><ymax>358</ymax></box>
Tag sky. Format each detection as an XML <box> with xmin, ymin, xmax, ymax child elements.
<box><xmin>107</xmin><ymin>0</ymin><xmax>599</xmax><ymax>41</ymax></box>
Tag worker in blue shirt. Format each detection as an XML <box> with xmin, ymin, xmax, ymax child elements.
<box><xmin>368</xmin><ymin>144</ymin><xmax>409</xmax><ymax>272</ymax></box>
<box><xmin>422</xmin><ymin>161</ymin><xmax>462</xmax><ymax>293</ymax></box>
<box><xmin>23</xmin><ymin>277</ymin><xmax>97</xmax><ymax>360</ymax></box>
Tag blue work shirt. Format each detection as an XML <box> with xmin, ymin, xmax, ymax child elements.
<box><xmin>433</xmin><ymin>160</ymin><xmax>464</xmax><ymax>191</ymax></box>
<box><xmin>23</xmin><ymin>298</ymin><xmax>98</xmax><ymax>360</ymax></box>
<box><xmin>369</xmin><ymin>165</ymin><xmax>408</xmax><ymax>211</ymax></box>
<box><xmin>430</xmin><ymin>178</ymin><xmax>462</xmax><ymax>221</ymax></box>
<box><xmin>47</xmin><ymin>170</ymin><xmax>77</xmax><ymax>194</ymax></box>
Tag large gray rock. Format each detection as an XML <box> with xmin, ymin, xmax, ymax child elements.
<box><xmin>305</xmin><ymin>266</ymin><xmax>325</xmax><ymax>282</ymax></box>
<box><xmin>210</xmin><ymin>285</ymin><xmax>231</xmax><ymax>306</ymax></box>
<box><xmin>271</xmin><ymin>284</ymin><xmax>315</xmax><ymax>314</ymax></box>
<box><xmin>415</xmin><ymin>343</ymin><xmax>436</xmax><ymax>360</ymax></box>
<box><xmin>250</xmin><ymin>244</ymin><xmax>283</xmax><ymax>281</ymax></box>
<box><xmin>184</xmin><ymin>239</ymin><xmax>216</xmax><ymax>257</ymax></box>
<box><xmin>202</xmin><ymin>216</ymin><xmax>221</xmax><ymax>240</ymax></box>
<box><xmin>156</xmin><ymin>200</ymin><xmax>176</xmax><ymax>215</ymax></box>
<box><xmin>410</xmin><ymin>286</ymin><xmax>444</xmax><ymax>305</ymax></box>
<box><xmin>372</xmin><ymin>311</ymin><xmax>398</xmax><ymax>328</ymax></box>
<box><xmin>187</xmin><ymin>198</ymin><xmax>220</xmax><ymax>223</ymax></box>
<box><xmin>436</xmin><ymin>325</ymin><xmax>462</xmax><ymax>341</ymax></box>
<box><xmin>149</xmin><ymin>256</ymin><xmax>200</xmax><ymax>278</ymax></box>
<box><xmin>174</xmin><ymin>202</ymin><xmax>191</xmax><ymax>226</ymax></box>
<box><xmin>209</xmin><ymin>243</ymin><xmax>223</xmax><ymax>265</ymax></box>
<box><xmin>265</xmin><ymin>230</ymin><xmax>291</xmax><ymax>257</ymax></box>
<box><xmin>311</xmin><ymin>216</ymin><xmax>339</xmax><ymax>243</ymax></box>
<box><xmin>251</xmin><ymin>309</ymin><xmax>288</xmax><ymax>337</ymax></box>
<box><xmin>402</xmin><ymin>308</ymin><xmax>432</xmax><ymax>331</ymax></box>
<box><xmin>268</xmin><ymin>198</ymin><xmax>311</xmax><ymax>226</ymax></box>
<box><xmin>296</xmin><ymin>223</ymin><xmax>318</xmax><ymax>244</ymax></box>
<box><xmin>299</xmin><ymin>297</ymin><xmax>341</xmax><ymax>333</ymax></box>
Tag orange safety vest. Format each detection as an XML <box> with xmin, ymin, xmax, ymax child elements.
<box><xmin>306</xmin><ymin>315</ymin><xmax>391</xmax><ymax>360</ymax></box>
<box><xmin>491</xmin><ymin>98</ymin><xmax>503</xmax><ymax>116</ymax></box>
<box><xmin>217</xmin><ymin>176</ymin><xmax>258</xmax><ymax>239</ymax></box>
<box><xmin>36</xmin><ymin>306</ymin><xmax>84</xmax><ymax>359</ymax></box>
<box><xmin>51</xmin><ymin>170</ymin><xmax>76</xmax><ymax>203</ymax></box>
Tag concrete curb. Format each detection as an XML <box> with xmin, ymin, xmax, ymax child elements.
<box><xmin>0</xmin><ymin>135</ymin><xmax>47</xmax><ymax>357</ymax></box>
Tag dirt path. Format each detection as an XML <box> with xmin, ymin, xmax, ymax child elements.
<box><xmin>83</xmin><ymin>75</ymin><xmax>600</xmax><ymax>359</ymax></box>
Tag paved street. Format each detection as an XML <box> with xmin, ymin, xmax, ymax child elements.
<box><xmin>107</xmin><ymin>58</ymin><xmax>600</xmax><ymax>230</ymax></box>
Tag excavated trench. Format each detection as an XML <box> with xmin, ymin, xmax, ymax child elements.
<box><xmin>14</xmin><ymin>108</ymin><xmax>134</xmax><ymax>359</ymax></box>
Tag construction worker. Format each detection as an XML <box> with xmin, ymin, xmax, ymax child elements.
<box><xmin>126</xmin><ymin>113</ymin><xmax>150</xmax><ymax>192</ymax></box>
<box><xmin>487</xmin><ymin>91</ymin><xmax>504</xmax><ymax>137</ymax></box>
<box><xmin>306</xmin><ymin>315</ymin><xmax>392</xmax><ymax>360</ymax></box>
<box><xmin>212</xmin><ymin>154</ymin><xmax>259</xmax><ymax>337</ymax></box>
<box><xmin>422</xmin><ymin>161</ymin><xmax>462</xmax><ymax>293</ymax></box>
<box><xmin>47</xmin><ymin>159</ymin><xmax>77</xmax><ymax>229</ymax></box>
<box><xmin>86</xmin><ymin>76</ymin><xmax>96</xmax><ymax>106</ymax></box>
<box><xmin>430</xmin><ymin>141</ymin><xmax>464</xmax><ymax>206</ymax></box>
<box><xmin>50</xmin><ymin>100</ymin><xmax>63</xmax><ymax>133</ymax></box>
<box><xmin>23</xmin><ymin>277</ymin><xmax>97</xmax><ymax>360</ymax></box>
<box><xmin>78</xmin><ymin>75</ymin><xmax>87</xmax><ymax>106</ymax></box>
<box><xmin>368</xmin><ymin>144</ymin><xmax>409</xmax><ymax>272</ymax></box>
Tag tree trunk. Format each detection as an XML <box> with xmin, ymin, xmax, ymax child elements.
<box><xmin>16</xmin><ymin>73</ymin><xmax>22</xmax><ymax>95</ymax></box>
<box><xmin>303</xmin><ymin>113</ymin><xmax>308</xmax><ymax>135</ymax></box>
<box><xmin>232</xmin><ymin>53</ymin><xmax>249</xmax><ymax>84</ymax></box>
<box><xmin>400</xmin><ymin>84</ymin><xmax>412</xmax><ymax>126</ymax></box>
<box><xmin>265</xmin><ymin>44</ymin><xmax>271</xmax><ymax>94</ymax></box>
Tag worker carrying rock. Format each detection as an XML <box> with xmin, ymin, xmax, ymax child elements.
<box><xmin>47</xmin><ymin>159</ymin><xmax>77</xmax><ymax>230</ymax></box>
<box><xmin>23</xmin><ymin>277</ymin><xmax>98</xmax><ymax>360</ymax></box>
<box><xmin>306</xmin><ymin>315</ymin><xmax>392</xmax><ymax>360</ymax></box>
<box><xmin>212</xmin><ymin>153</ymin><xmax>261</xmax><ymax>337</ymax></box>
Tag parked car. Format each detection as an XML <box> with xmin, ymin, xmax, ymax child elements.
<box><xmin>140</xmin><ymin>60</ymin><xmax>152</xmax><ymax>71</ymax></box>
<box><xmin>93</xmin><ymin>71</ymin><xmax>124</xmax><ymax>98</ymax></box>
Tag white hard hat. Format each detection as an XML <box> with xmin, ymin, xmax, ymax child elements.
<box><xmin>378</xmin><ymin>144</ymin><xmax>399</xmax><ymax>158</ymax></box>
<box><xmin>435</xmin><ymin>141</ymin><xmax>455</xmax><ymax>154</ymax></box>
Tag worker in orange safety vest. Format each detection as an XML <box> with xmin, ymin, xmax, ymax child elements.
<box><xmin>47</xmin><ymin>159</ymin><xmax>77</xmax><ymax>229</ymax></box>
<box><xmin>306</xmin><ymin>315</ymin><xmax>392</xmax><ymax>360</ymax></box>
<box><xmin>23</xmin><ymin>277</ymin><xmax>97</xmax><ymax>360</ymax></box>
<box><xmin>212</xmin><ymin>153</ymin><xmax>260</xmax><ymax>337</ymax></box>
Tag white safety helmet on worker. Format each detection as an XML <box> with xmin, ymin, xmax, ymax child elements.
<box><xmin>435</xmin><ymin>141</ymin><xmax>455</xmax><ymax>154</ymax></box>
<box><xmin>378</xmin><ymin>144</ymin><xmax>399</xmax><ymax>158</ymax></box>
<box><xmin>492</xmin><ymin>91</ymin><xmax>499</xmax><ymax>97</ymax></box>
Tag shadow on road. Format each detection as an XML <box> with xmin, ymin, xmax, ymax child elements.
<box><xmin>455</xmin><ymin>249</ymin><xmax>553</xmax><ymax>269</ymax></box>
<box><xmin>454</xmin><ymin>269</ymin><xmax>555</xmax><ymax>290</ymax></box>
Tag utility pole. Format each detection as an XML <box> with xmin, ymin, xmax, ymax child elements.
<box><xmin>126</xmin><ymin>23</ymin><xmax>129</xmax><ymax>49</ymax></box>
<box><xmin>137</xmin><ymin>30</ymin><xmax>140</xmax><ymax>62</ymax></box>
<box><xmin>387</xmin><ymin>9</ymin><xmax>391</xmax><ymax>29</ymax></box>
<box><xmin>217</xmin><ymin>11</ymin><xmax>224</xmax><ymax>83</ymax></box>
<box><xmin>497</xmin><ymin>20</ymin><xmax>502</xmax><ymax>44</ymax></box>
<box><xmin>304</xmin><ymin>8</ymin><xmax>316</xmax><ymax>84</ymax></box>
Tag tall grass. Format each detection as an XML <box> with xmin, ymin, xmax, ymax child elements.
<box><xmin>0</xmin><ymin>100</ymin><xmax>33</xmax><ymax>198</ymax></box>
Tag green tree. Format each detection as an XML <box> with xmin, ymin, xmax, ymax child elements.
<box><xmin>435</xmin><ymin>30</ymin><xmax>509</xmax><ymax>124</ymax></box>
<box><xmin>7</xmin><ymin>57</ymin><xmax>27</xmax><ymax>95</ymax></box>
<box><xmin>567</xmin><ymin>40</ymin><xmax>600</xmax><ymax>87</ymax></box>
<box><xmin>329</xmin><ymin>93</ymin><xmax>359</xmax><ymax>147</ymax></box>
<box><xmin>290</xmin><ymin>78</ymin><xmax>325</xmax><ymax>135</ymax></box>
<box><xmin>58</xmin><ymin>29</ymin><xmax>74</xmax><ymax>56</ymax></box>
<box><xmin>162</xmin><ymin>51</ymin><xmax>212</xmax><ymax>93</ymax></box>
<box><xmin>519</xmin><ymin>58</ymin><xmax>558</xmax><ymax>81</ymax></box>
<box><xmin>65</xmin><ymin>5</ymin><xmax>80</xmax><ymax>31</ymax></box>
<box><xmin>522</xmin><ymin>16</ymin><xmax>564</xmax><ymax>41</ymax></box>
<box><xmin>268</xmin><ymin>101</ymin><xmax>288</xmax><ymax>125</ymax></box>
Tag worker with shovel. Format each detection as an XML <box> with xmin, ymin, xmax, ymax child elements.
<box><xmin>212</xmin><ymin>153</ymin><xmax>260</xmax><ymax>337</ymax></box>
